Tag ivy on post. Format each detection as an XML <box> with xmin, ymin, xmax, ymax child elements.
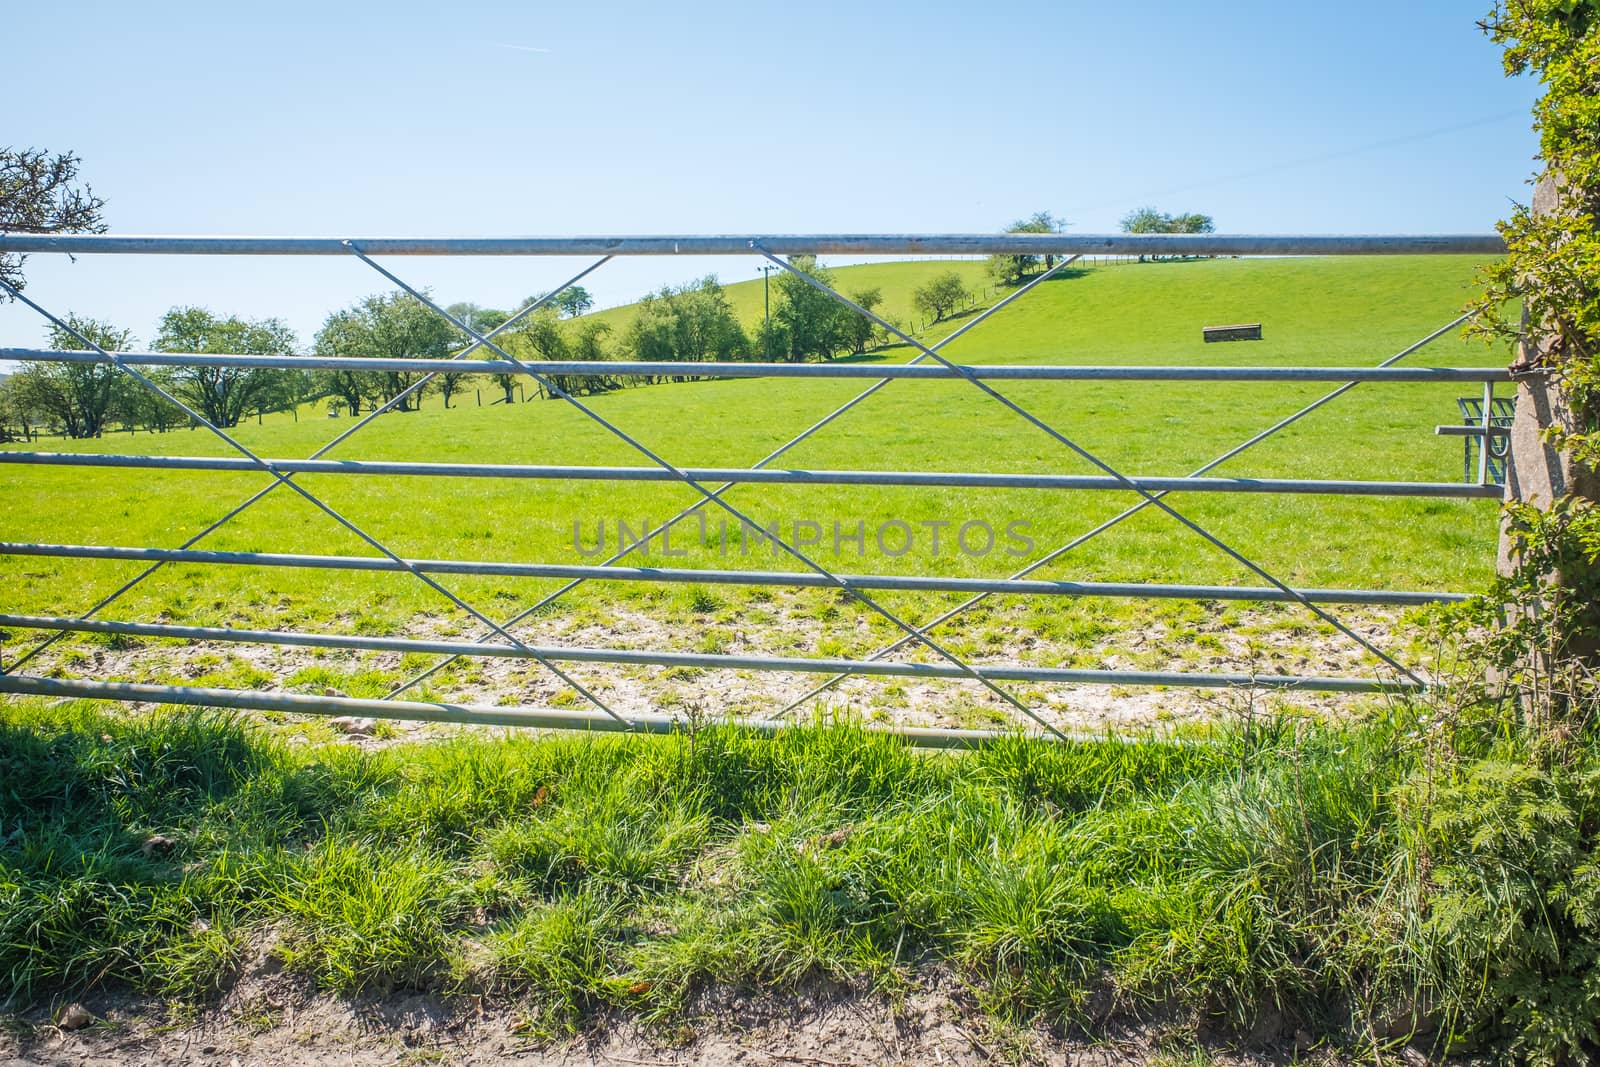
<box><xmin>1475</xmin><ymin>1</ymin><xmax>1600</xmax><ymax>728</ymax></box>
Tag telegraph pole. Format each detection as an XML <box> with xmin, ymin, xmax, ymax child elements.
<box><xmin>756</xmin><ymin>263</ymin><xmax>779</xmax><ymax>358</ymax></box>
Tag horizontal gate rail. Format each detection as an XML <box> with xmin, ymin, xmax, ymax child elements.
<box><xmin>0</xmin><ymin>233</ymin><xmax>1506</xmax><ymax>257</ymax></box>
<box><xmin>0</xmin><ymin>543</ymin><xmax>1472</xmax><ymax>606</ymax></box>
<box><xmin>0</xmin><ymin>616</ymin><xmax>1421</xmax><ymax>693</ymax></box>
<box><xmin>0</xmin><ymin>452</ymin><xmax>1506</xmax><ymax>497</ymax></box>
<box><xmin>0</xmin><ymin>674</ymin><xmax>1024</xmax><ymax>750</ymax></box>
<box><xmin>2</xmin><ymin>348</ymin><xmax>1516</xmax><ymax>382</ymax></box>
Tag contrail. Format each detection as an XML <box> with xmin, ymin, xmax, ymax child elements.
<box><xmin>488</xmin><ymin>42</ymin><xmax>552</xmax><ymax>53</ymax></box>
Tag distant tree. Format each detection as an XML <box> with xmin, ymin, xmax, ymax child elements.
<box><xmin>1</xmin><ymin>147</ymin><xmax>106</xmax><ymax>295</ymax></box>
<box><xmin>912</xmin><ymin>271</ymin><xmax>970</xmax><ymax>323</ymax></box>
<box><xmin>521</xmin><ymin>286</ymin><xmax>595</xmax><ymax>320</ymax></box>
<box><xmin>447</xmin><ymin>302</ymin><xmax>511</xmax><ymax>338</ymax></box>
<box><xmin>14</xmin><ymin>314</ymin><xmax>133</xmax><ymax>438</ymax></box>
<box><xmin>668</xmin><ymin>277</ymin><xmax>746</xmax><ymax>364</ymax></box>
<box><xmin>313</xmin><ymin>312</ymin><xmax>378</xmax><ymax>416</ymax></box>
<box><xmin>565</xmin><ymin>319</ymin><xmax>615</xmax><ymax>395</ymax></box>
<box><xmin>752</xmin><ymin>317</ymin><xmax>790</xmax><ymax>365</ymax></box>
<box><xmin>557</xmin><ymin>286</ymin><xmax>594</xmax><ymax>318</ymax></box>
<box><xmin>111</xmin><ymin>372</ymin><xmax>187</xmax><ymax>434</ymax></box>
<box><xmin>622</xmin><ymin>276</ymin><xmax>749</xmax><ymax>378</ymax></box>
<box><xmin>0</xmin><ymin>375</ymin><xmax>28</xmax><ymax>441</ymax></box>
<box><xmin>520</xmin><ymin>311</ymin><xmax>564</xmax><ymax>400</ymax></box>
<box><xmin>508</xmin><ymin>308</ymin><xmax>614</xmax><ymax>399</ymax></box>
<box><xmin>843</xmin><ymin>287</ymin><xmax>883</xmax><ymax>354</ymax></box>
<box><xmin>1119</xmin><ymin>207</ymin><xmax>1215</xmax><ymax>262</ymax></box>
<box><xmin>1169</xmin><ymin>212</ymin><xmax>1215</xmax><ymax>234</ymax></box>
<box><xmin>1119</xmin><ymin>207</ymin><xmax>1167</xmax><ymax>234</ymax></box>
<box><xmin>153</xmin><ymin>308</ymin><xmax>300</xmax><ymax>428</ymax></box>
<box><xmin>773</xmin><ymin>256</ymin><xmax>854</xmax><ymax>362</ymax></box>
<box><xmin>986</xmin><ymin>211</ymin><xmax>1064</xmax><ymax>286</ymax></box>
<box><xmin>1119</xmin><ymin>207</ymin><xmax>1215</xmax><ymax>234</ymax></box>
<box><xmin>314</xmin><ymin>291</ymin><xmax>456</xmax><ymax>413</ymax></box>
<box><xmin>444</xmin><ymin>302</ymin><xmax>509</xmax><ymax>408</ymax></box>
<box><xmin>625</xmin><ymin>293</ymin><xmax>678</xmax><ymax>385</ymax></box>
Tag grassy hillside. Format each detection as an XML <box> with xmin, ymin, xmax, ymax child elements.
<box><xmin>0</xmin><ymin>254</ymin><xmax>1504</xmax><ymax>693</ymax></box>
<box><xmin>575</xmin><ymin>256</ymin><xmax>995</xmax><ymax>340</ymax></box>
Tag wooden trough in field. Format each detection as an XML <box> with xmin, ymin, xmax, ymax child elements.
<box><xmin>1203</xmin><ymin>323</ymin><xmax>1263</xmax><ymax>342</ymax></box>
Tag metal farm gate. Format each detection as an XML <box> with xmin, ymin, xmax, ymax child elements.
<box><xmin>0</xmin><ymin>232</ymin><xmax>1510</xmax><ymax>746</ymax></box>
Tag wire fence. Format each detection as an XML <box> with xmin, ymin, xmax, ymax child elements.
<box><xmin>0</xmin><ymin>232</ymin><xmax>1511</xmax><ymax>746</ymax></box>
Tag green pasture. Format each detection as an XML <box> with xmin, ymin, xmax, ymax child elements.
<box><xmin>2</xmin><ymin>255</ymin><xmax>1506</xmax><ymax>678</ymax></box>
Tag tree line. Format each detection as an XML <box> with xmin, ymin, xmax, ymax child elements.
<box><xmin>0</xmin><ymin>256</ymin><xmax>905</xmax><ymax>441</ymax></box>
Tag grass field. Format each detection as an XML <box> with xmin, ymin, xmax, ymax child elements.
<box><xmin>1</xmin><ymin>254</ymin><xmax>1508</xmax><ymax>721</ymax></box>
<box><xmin>2</xmin><ymin>689</ymin><xmax>1588</xmax><ymax>1062</ymax></box>
<box><xmin>0</xmin><ymin>699</ymin><xmax>1527</xmax><ymax>1051</ymax></box>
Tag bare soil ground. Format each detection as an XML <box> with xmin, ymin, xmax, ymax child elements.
<box><xmin>1</xmin><ymin>975</ymin><xmax>1388</xmax><ymax>1067</ymax></box>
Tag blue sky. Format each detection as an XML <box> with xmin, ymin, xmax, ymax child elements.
<box><xmin>4</xmin><ymin>0</ymin><xmax>1540</xmax><ymax>350</ymax></box>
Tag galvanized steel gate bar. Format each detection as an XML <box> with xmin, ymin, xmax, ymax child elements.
<box><xmin>0</xmin><ymin>232</ymin><xmax>1510</xmax><ymax>747</ymax></box>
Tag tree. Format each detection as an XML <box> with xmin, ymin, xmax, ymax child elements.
<box><xmin>313</xmin><ymin>311</ymin><xmax>378</xmax><ymax>416</ymax></box>
<box><xmin>621</xmin><ymin>276</ymin><xmax>749</xmax><ymax>378</ymax></box>
<box><xmin>666</xmin><ymin>277</ymin><xmax>747</xmax><ymax>364</ymax></box>
<box><xmin>314</xmin><ymin>291</ymin><xmax>457</xmax><ymax>413</ymax></box>
<box><xmin>753</xmin><ymin>317</ymin><xmax>790</xmax><ymax>366</ymax></box>
<box><xmin>512</xmin><ymin>310</ymin><xmax>564</xmax><ymax>400</ymax></box>
<box><xmin>14</xmin><ymin>314</ymin><xmax>133</xmax><ymax>438</ymax></box>
<box><xmin>625</xmin><ymin>291</ymin><xmax>680</xmax><ymax>382</ymax></box>
<box><xmin>843</xmin><ymin>287</ymin><xmax>884</xmax><ymax>354</ymax></box>
<box><xmin>773</xmin><ymin>256</ymin><xmax>853</xmax><ymax>362</ymax></box>
<box><xmin>912</xmin><ymin>271</ymin><xmax>970</xmax><ymax>323</ymax></box>
<box><xmin>153</xmin><ymin>308</ymin><xmax>300</xmax><ymax>428</ymax></box>
<box><xmin>566</xmin><ymin>319</ymin><xmax>616</xmax><ymax>395</ymax></box>
<box><xmin>986</xmin><ymin>210</ymin><xmax>1065</xmax><ymax>286</ymax></box>
<box><xmin>1119</xmin><ymin>207</ymin><xmax>1215</xmax><ymax>234</ymax></box>
<box><xmin>111</xmin><ymin>372</ymin><xmax>186</xmax><ymax>434</ymax></box>
<box><xmin>446</xmin><ymin>301</ymin><xmax>510</xmax><ymax>338</ymax></box>
<box><xmin>557</xmin><ymin>286</ymin><xmax>594</xmax><ymax>318</ymax></box>
<box><xmin>522</xmin><ymin>286</ymin><xmax>595</xmax><ymax>320</ymax></box>
<box><xmin>0</xmin><ymin>375</ymin><xmax>27</xmax><ymax>441</ymax></box>
<box><xmin>508</xmin><ymin>312</ymin><xmax>615</xmax><ymax>399</ymax></box>
<box><xmin>445</xmin><ymin>302</ymin><xmax>509</xmax><ymax>408</ymax></box>
<box><xmin>1</xmin><ymin>147</ymin><xmax>106</xmax><ymax>294</ymax></box>
<box><xmin>1119</xmin><ymin>208</ymin><xmax>1216</xmax><ymax>262</ymax></box>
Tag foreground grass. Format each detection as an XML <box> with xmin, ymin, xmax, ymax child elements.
<box><xmin>5</xmin><ymin>693</ymin><xmax>1594</xmax><ymax>1061</ymax></box>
